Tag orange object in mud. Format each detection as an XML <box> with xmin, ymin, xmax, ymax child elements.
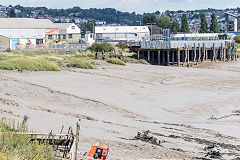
<box><xmin>84</xmin><ymin>142</ymin><xmax>110</xmax><ymax>160</ymax></box>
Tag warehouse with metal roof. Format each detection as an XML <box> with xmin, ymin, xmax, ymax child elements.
<box><xmin>0</xmin><ymin>18</ymin><xmax>58</xmax><ymax>50</ymax></box>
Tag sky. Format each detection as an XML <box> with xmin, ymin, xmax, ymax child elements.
<box><xmin>1</xmin><ymin>0</ymin><xmax>239</xmax><ymax>13</ymax></box>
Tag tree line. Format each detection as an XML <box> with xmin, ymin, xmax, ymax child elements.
<box><xmin>12</xmin><ymin>5</ymin><xmax>143</xmax><ymax>26</ymax></box>
<box><xmin>143</xmin><ymin>12</ymin><xmax>220</xmax><ymax>33</ymax></box>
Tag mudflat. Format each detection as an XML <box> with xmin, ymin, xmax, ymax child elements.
<box><xmin>0</xmin><ymin>61</ymin><xmax>240</xmax><ymax>159</ymax></box>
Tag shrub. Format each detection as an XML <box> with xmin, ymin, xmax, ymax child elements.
<box><xmin>6</xmin><ymin>48</ymin><xmax>11</xmax><ymax>52</ymax></box>
<box><xmin>0</xmin><ymin>57</ymin><xmax>61</xmax><ymax>71</ymax></box>
<box><xmin>90</xmin><ymin>42</ymin><xmax>114</xmax><ymax>52</ymax></box>
<box><xmin>116</xmin><ymin>43</ymin><xmax>128</xmax><ymax>50</ymax></box>
<box><xmin>67</xmin><ymin>59</ymin><xmax>94</xmax><ymax>69</ymax></box>
<box><xmin>0</xmin><ymin>118</ymin><xmax>57</xmax><ymax>160</ymax></box>
<box><xmin>107</xmin><ymin>58</ymin><xmax>125</xmax><ymax>65</ymax></box>
<box><xmin>234</xmin><ymin>35</ymin><xmax>240</xmax><ymax>43</ymax></box>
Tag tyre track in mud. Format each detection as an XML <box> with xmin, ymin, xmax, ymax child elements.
<box><xmin>0</xmin><ymin>93</ymin><xmax>131</xmax><ymax>128</ymax></box>
<box><xmin>2</xmin><ymin>76</ymin><xmax>146</xmax><ymax>120</ymax></box>
<box><xmin>0</xmin><ymin>77</ymin><xmax>142</xmax><ymax>129</ymax></box>
<box><xmin>64</xmin><ymin>68</ymin><xmax>169</xmax><ymax>86</ymax></box>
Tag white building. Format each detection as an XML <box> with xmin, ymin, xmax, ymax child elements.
<box><xmin>95</xmin><ymin>26</ymin><xmax>150</xmax><ymax>42</ymax></box>
<box><xmin>0</xmin><ymin>18</ymin><xmax>57</xmax><ymax>49</ymax></box>
<box><xmin>51</xmin><ymin>23</ymin><xmax>81</xmax><ymax>43</ymax></box>
<box><xmin>224</xmin><ymin>12</ymin><xmax>239</xmax><ymax>32</ymax></box>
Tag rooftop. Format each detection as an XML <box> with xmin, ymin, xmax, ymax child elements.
<box><xmin>0</xmin><ymin>18</ymin><xmax>57</xmax><ymax>29</ymax></box>
<box><xmin>55</xmin><ymin>23</ymin><xmax>74</xmax><ymax>29</ymax></box>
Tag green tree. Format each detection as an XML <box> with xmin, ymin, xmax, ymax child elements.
<box><xmin>90</xmin><ymin>43</ymin><xmax>114</xmax><ymax>52</ymax></box>
<box><xmin>143</xmin><ymin>14</ymin><xmax>157</xmax><ymax>25</ymax></box>
<box><xmin>158</xmin><ymin>16</ymin><xmax>171</xmax><ymax>29</ymax></box>
<box><xmin>171</xmin><ymin>19</ymin><xmax>179</xmax><ymax>32</ymax></box>
<box><xmin>210</xmin><ymin>12</ymin><xmax>220</xmax><ymax>33</ymax></box>
<box><xmin>200</xmin><ymin>12</ymin><xmax>208</xmax><ymax>33</ymax></box>
<box><xmin>9</xmin><ymin>8</ymin><xmax>16</xmax><ymax>17</ymax></box>
<box><xmin>181</xmin><ymin>14</ymin><xmax>190</xmax><ymax>33</ymax></box>
<box><xmin>80</xmin><ymin>20</ymin><xmax>95</xmax><ymax>33</ymax></box>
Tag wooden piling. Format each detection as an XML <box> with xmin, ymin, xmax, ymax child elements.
<box><xmin>187</xmin><ymin>46</ymin><xmax>190</xmax><ymax>67</ymax></box>
<box><xmin>167</xmin><ymin>50</ymin><xmax>170</xmax><ymax>66</ymax></box>
<box><xmin>198</xmin><ymin>43</ymin><xmax>201</xmax><ymax>63</ymax></box>
<box><xmin>178</xmin><ymin>48</ymin><xmax>180</xmax><ymax>67</ymax></box>
<box><xmin>205</xmin><ymin>48</ymin><xmax>208</xmax><ymax>61</ymax></box>
<box><xmin>172</xmin><ymin>51</ymin><xmax>175</xmax><ymax>66</ymax></box>
<box><xmin>234</xmin><ymin>42</ymin><xmax>237</xmax><ymax>61</ymax></box>
<box><xmin>203</xmin><ymin>43</ymin><xmax>206</xmax><ymax>62</ymax></box>
<box><xmin>148</xmin><ymin>50</ymin><xmax>150</xmax><ymax>63</ymax></box>
<box><xmin>163</xmin><ymin>51</ymin><xmax>165</xmax><ymax>65</ymax></box>
<box><xmin>213</xmin><ymin>43</ymin><xmax>215</xmax><ymax>62</ymax></box>
<box><xmin>158</xmin><ymin>50</ymin><xmax>160</xmax><ymax>65</ymax></box>
<box><xmin>194</xmin><ymin>43</ymin><xmax>197</xmax><ymax>62</ymax></box>
<box><xmin>153</xmin><ymin>51</ymin><xmax>156</xmax><ymax>64</ymax></box>
<box><xmin>223</xmin><ymin>48</ymin><xmax>226</xmax><ymax>62</ymax></box>
<box><xmin>230</xmin><ymin>42</ymin><xmax>233</xmax><ymax>61</ymax></box>
<box><xmin>184</xmin><ymin>44</ymin><xmax>187</xmax><ymax>64</ymax></box>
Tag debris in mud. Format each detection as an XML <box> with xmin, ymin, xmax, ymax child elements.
<box><xmin>204</xmin><ymin>145</ymin><xmax>221</xmax><ymax>159</ymax></box>
<box><xmin>135</xmin><ymin>130</ymin><xmax>161</xmax><ymax>146</ymax></box>
<box><xmin>208</xmin><ymin>115</ymin><xmax>218</xmax><ymax>120</ymax></box>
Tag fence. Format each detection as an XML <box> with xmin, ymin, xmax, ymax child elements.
<box><xmin>15</xmin><ymin>43</ymin><xmax>90</xmax><ymax>52</ymax></box>
<box><xmin>0</xmin><ymin>43</ymin><xmax>89</xmax><ymax>52</ymax></box>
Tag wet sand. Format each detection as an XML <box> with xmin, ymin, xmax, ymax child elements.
<box><xmin>0</xmin><ymin>60</ymin><xmax>240</xmax><ymax>159</ymax></box>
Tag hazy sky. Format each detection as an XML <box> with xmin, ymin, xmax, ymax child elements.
<box><xmin>1</xmin><ymin>0</ymin><xmax>239</xmax><ymax>13</ymax></box>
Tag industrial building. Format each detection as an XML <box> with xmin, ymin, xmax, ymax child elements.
<box><xmin>95</xmin><ymin>26</ymin><xmax>150</xmax><ymax>42</ymax></box>
<box><xmin>0</xmin><ymin>18</ymin><xmax>58</xmax><ymax>50</ymax></box>
<box><xmin>0</xmin><ymin>18</ymin><xmax>91</xmax><ymax>50</ymax></box>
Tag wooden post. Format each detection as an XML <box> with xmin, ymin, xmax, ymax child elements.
<box><xmin>230</xmin><ymin>42</ymin><xmax>232</xmax><ymax>61</ymax></box>
<box><xmin>198</xmin><ymin>43</ymin><xmax>201</xmax><ymax>63</ymax></box>
<box><xmin>223</xmin><ymin>48</ymin><xmax>226</xmax><ymax>62</ymax></box>
<box><xmin>95</xmin><ymin>52</ymin><xmax>98</xmax><ymax>59</ymax></box>
<box><xmin>184</xmin><ymin>44</ymin><xmax>187</xmax><ymax>64</ymax></box>
<box><xmin>221</xmin><ymin>43</ymin><xmax>223</xmax><ymax>61</ymax></box>
<box><xmin>203</xmin><ymin>43</ymin><xmax>206</xmax><ymax>62</ymax></box>
<box><xmin>213</xmin><ymin>43</ymin><xmax>215</xmax><ymax>62</ymax></box>
<box><xmin>178</xmin><ymin>48</ymin><xmax>180</xmax><ymax>67</ymax></box>
<box><xmin>147</xmin><ymin>50</ymin><xmax>150</xmax><ymax>63</ymax></box>
<box><xmin>234</xmin><ymin>42</ymin><xmax>237</xmax><ymax>61</ymax></box>
<box><xmin>167</xmin><ymin>50</ymin><xmax>170</xmax><ymax>66</ymax></box>
<box><xmin>158</xmin><ymin>50</ymin><xmax>160</xmax><ymax>65</ymax></box>
<box><xmin>73</xmin><ymin>119</ymin><xmax>81</xmax><ymax>160</ymax></box>
<box><xmin>163</xmin><ymin>51</ymin><xmax>165</xmax><ymax>65</ymax></box>
<box><xmin>205</xmin><ymin>47</ymin><xmax>208</xmax><ymax>61</ymax></box>
<box><xmin>187</xmin><ymin>46</ymin><xmax>190</xmax><ymax>67</ymax></box>
<box><xmin>172</xmin><ymin>51</ymin><xmax>175</xmax><ymax>66</ymax></box>
<box><xmin>194</xmin><ymin>43</ymin><xmax>196</xmax><ymax>62</ymax></box>
<box><xmin>137</xmin><ymin>50</ymin><xmax>140</xmax><ymax>60</ymax></box>
<box><xmin>152</xmin><ymin>51</ymin><xmax>155</xmax><ymax>64</ymax></box>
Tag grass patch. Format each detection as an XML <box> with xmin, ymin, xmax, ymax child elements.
<box><xmin>0</xmin><ymin>57</ymin><xmax>61</xmax><ymax>71</ymax></box>
<box><xmin>0</xmin><ymin>118</ymin><xmax>57</xmax><ymax>160</ymax></box>
<box><xmin>107</xmin><ymin>58</ymin><xmax>126</xmax><ymax>65</ymax></box>
<box><xmin>67</xmin><ymin>59</ymin><xmax>94</xmax><ymax>69</ymax></box>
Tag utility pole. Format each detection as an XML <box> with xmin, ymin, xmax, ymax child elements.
<box><xmin>137</xmin><ymin>21</ymin><xmax>142</xmax><ymax>26</ymax></box>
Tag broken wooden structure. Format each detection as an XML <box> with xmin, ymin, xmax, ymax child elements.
<box><xmin>1</xmin><ymin>120</ymin><xmax>81</xmax><ymax>160</ymax></box>
<box><xmin>138</xmin><ymin>40</ymin><xmax>237</xmax><ymax>66</ymax></box>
